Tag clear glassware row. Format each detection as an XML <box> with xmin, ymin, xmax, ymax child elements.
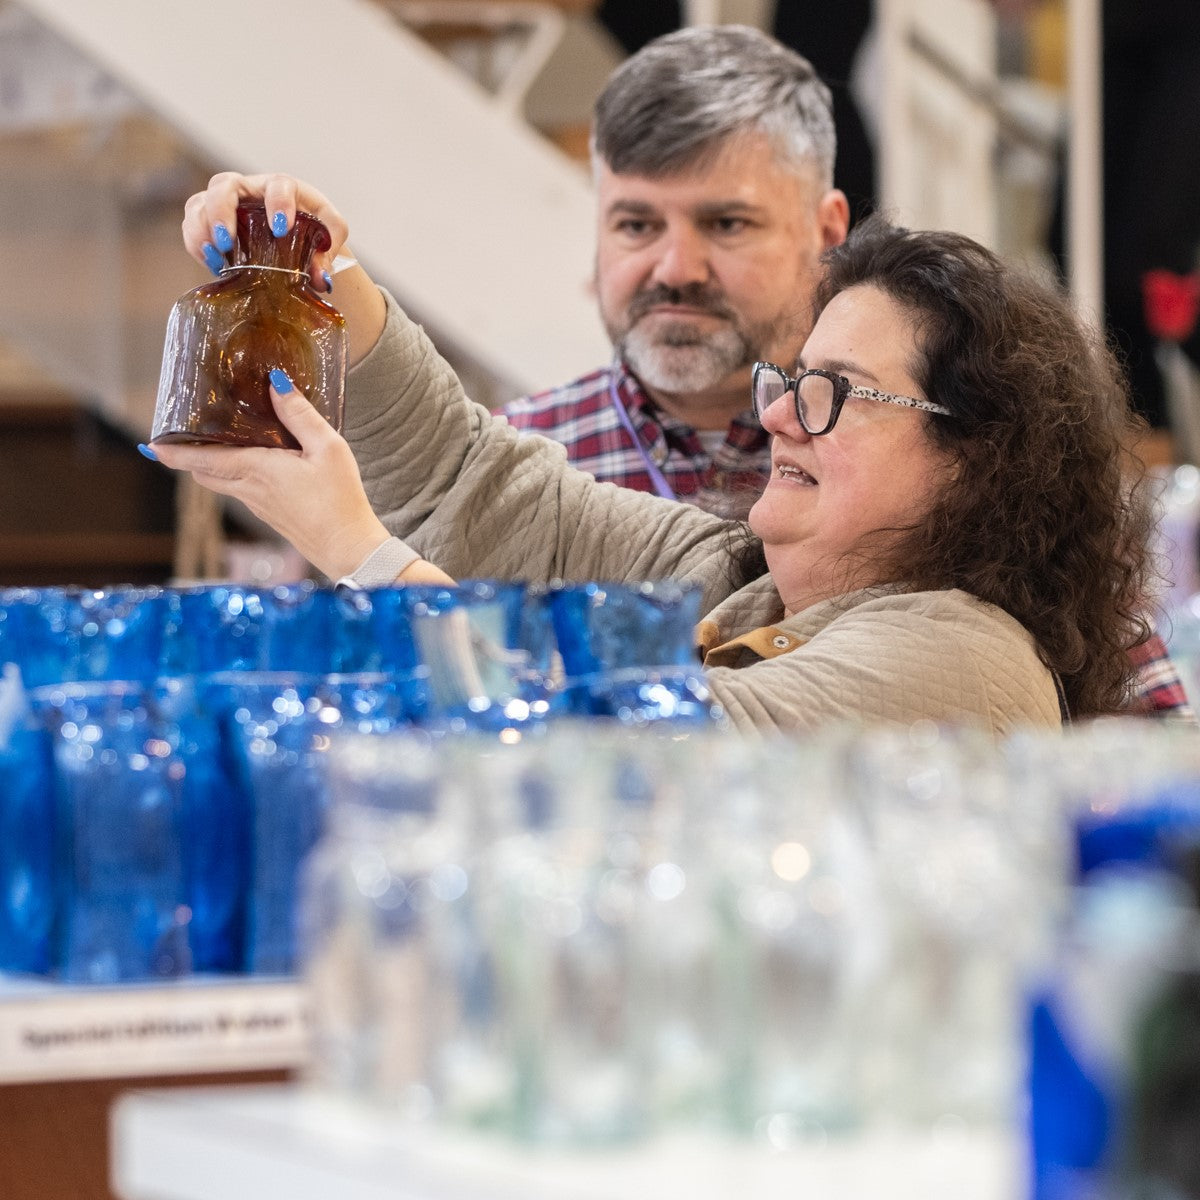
<box><xmin>300</xmin><ymin>719</ymin><xmax>1200</xmax><ymax>1149</ymax></box>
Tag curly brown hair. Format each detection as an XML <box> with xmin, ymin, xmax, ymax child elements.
<box><xmin>798</xmin><ymin>215</ymin><xmax>1155</xmax><ymax>718</ymax></box>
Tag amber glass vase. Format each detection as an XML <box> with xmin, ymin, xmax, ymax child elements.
<box><xmin>150</xmin><ymin>201</ymin><xmax>347</xmax><ymax>449</ymax></box>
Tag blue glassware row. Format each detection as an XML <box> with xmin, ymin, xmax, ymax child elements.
<box><xmin>0</xmin><ymin>672</ymin><xmax>429</xmax><ymax>984</ymax></box>
<box><xmin>0</xmin><ymin>578</ymin><xmax>706</xmax><ymax>695</ymax></box>
<box><xmin>0</xmin><ymin>579</ymin><xmax>724</xmax><ymax>984</ymax></box>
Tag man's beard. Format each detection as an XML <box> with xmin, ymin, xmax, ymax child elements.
<box><xmin>606</xmin><ymin>282</ymin><xmax>784</xmax><ymax>397</ymax></box>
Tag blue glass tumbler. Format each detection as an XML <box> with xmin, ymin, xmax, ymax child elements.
<box><xmin>73</xmin><ymin>587</ymin><xmax>167</xmax><ymax>683</ymax></box>
<box><xmin>160</xmin><ymin>585</ymin><xmax>270</xmax><ymax>676</ymax></box>
<box><xmin>260</xmin><ymin>582</ymin><xmax>337</xmax><ymax>673</ymax></box>
<box><xmin>547</xmin><ymin>580</ymin><xmax>702</xmax><ymax>675</ymax></box>
<box><xmin>37</xmin><ymin>682</ymin><xmax>190</xmax><ymax>983</ymax></box>
<box><xmin>2</xmin><ymin>588</ymin><xmax>73</xmax><ymax>687</ymax></box>
<box><xmin>0</xmin><ymin>712</ymin><xmax>55</xmax><ymax>975</ymax></box>
<box><xmin>330</xmin><ymin>586</ymin><xmax>420</xmax><ymax>674</ymax></box>
<box><xmin>545</xmin><ymin>582</ymin><xmax>719</xmax><ymax>723</ymax></box>
<box><xmin>206</xmin><ymin>673</ymin><xmax>323</xmax><ymax>976</ymax></box>
<box><xmin>7</xmin><ymin>587</ymin><xmax>165</xmax><ymax>688</ymax></box>
<box><xmin>156</xmin><ymin>677</ymin><xmax>249</xmax><ymax>973</ymax></box>
<box><xmin>0</xmin><ymin>588</ymin><xmax>33</xmax><ymax>674</ymax></box>
<box><xmin>401</xmin><ymin>581</ymin><xmax>554</xmax><ymax>728</ymax></box>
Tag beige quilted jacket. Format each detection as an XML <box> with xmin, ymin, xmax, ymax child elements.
<box><xmin>344</xmin><ymin>294</ymin><xmax>1062</xmax><ymax>736</ymax></box>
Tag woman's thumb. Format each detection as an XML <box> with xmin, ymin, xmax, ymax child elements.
<box><xmin>268</xmin><ymin>367</ymin><xmax>329</xmax><ymax>449</ymax></box>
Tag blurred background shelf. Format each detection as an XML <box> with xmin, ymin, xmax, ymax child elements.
<box><xmin>0</xmin><ymin>399</ymin><xmax>176</xmax><ymax>587</ymax></box>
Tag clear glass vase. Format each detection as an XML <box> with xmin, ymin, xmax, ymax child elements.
<box><xmin>151</xmin><ymin>200</ymin><xmax>347</xmax><ymax>449</ymax></box>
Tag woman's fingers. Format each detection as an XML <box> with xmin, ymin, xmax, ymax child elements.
<box><xmin>181</xmin><ymin>172</ymin><xmax>349</xmax><ymax>276</ymax></box>
<box><xmin>149</xmin><ymin>440</ymin><xmax>282</xmax><ymax>493</ymax></box>
<box><xmin>149</xmin><ymin>374</ymin><xmax>386</xmax><ymax>580</ymax></box>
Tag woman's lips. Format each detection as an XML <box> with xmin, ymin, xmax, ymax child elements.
<box><xmin>776</xmin><ymin>463</ymin><xmax>817</xmax><ymax>485</ymax></box>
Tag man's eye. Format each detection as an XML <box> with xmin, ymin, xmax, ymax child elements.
<box><xmin>615</xmin><ymin>219</ymin><xmax>652</xmax><ymax>237</ymax></box>
<box><xmin>711</xmin><ymin>217</ymin><xmax>749</xmax><ymax>234</ymax></box>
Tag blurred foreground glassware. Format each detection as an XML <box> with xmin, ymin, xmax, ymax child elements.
<box><xmin>707</xmin><ymin>734</ymin><xmax>883</xmax><ymax>1144</ymax></box>
<box><xmin>162</xmin><ymin>583</ymin><xmax>339</xmax><ymax>676</ymax></box>
<box><xmin>571</xmin><ymin>665</ymin><xmax>723</xmax><ymax>726</ymax></box>
<box><xmin>292</xmin><ymin>718</ymin><xmax>1200</xmax><ymax>1158</ymax></box>
<box><xmin>151</xmin><ymin>200</ymin><xmax>346</xmax><ymax>448</ymax></box>
<box><xmin>1023</xmin><ymin>744</ymin><xmax>1200</xmax><ymax>1200</ymax></box>
<box><xmin>212</xmin><ymin>672</ymin><xmax>327</xmax><ymax>975</ymax></box>
<box><xmin>618</xmin><ymin>731</ymin><xmax>726</xmax><ymax>1131</ymax></box>
<box><xmin>330</xmin><ymin>586</ymin><xmax>418</xmax><ymax>675</ymax></box>
<box><xmin>0</xmin><ymin>588</ymin><xmax>27</xmax><ymax>671</ymax></box>
<box><xmin>35</xmin><ymin>681</ymin><xmax>190</xmax><ymax>983</ymax></box>
<box><xmin>470</xmin><ymin>726</ymin><xmax>672</xmax><ymax>1145</ymax></box>
<box><xmin>301</xmin><ymin>732</ymin><xmax>467</xmax><ymax>1116</ymax></box>
<box><xmin>1123</xmin><ymin>843</ymin><xmax>1200</xmax><ymax>1200</ymax></box>
<box><xmin>848</xmin><ymin>723</ymin><xmax>1065</xmax><ymax>1129</ymax></box>
<box><xmin>258</xmin><ymin>582</ymin><xmax>337</xmax><ymax>672</ymax></box>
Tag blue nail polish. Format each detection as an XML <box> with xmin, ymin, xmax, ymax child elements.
<box><xmin>269</xmin><ymin>367</ymin><xmax>294</xmax><ymax>394</ymax></box>
<box><xmin>321</xmin><ymin>270</ymin><xmax>333</xmax><ymax>294</ymax></box>
<box><xmin>202</xmin><ymin>242</ymin><xmax>224</xmax><ymax>276</ymax></box>
<box><xmin>271</xmin><ymin>211</ymin><xmax>288</xmax><ymax>237</ymax></box>
<box><xmin>137</xmin><ymin>442</ymin><xmax>158</xmax><ymax>462</ymax></box>
<box><xmin>213</xmin><ymin>222</ymin><xmax>234</xmax><ymax>253</ymax></box>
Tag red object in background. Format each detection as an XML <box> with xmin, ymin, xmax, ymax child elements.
<box><xmin>1143</xmin><ymin>269</ymin><xmax>1200</xmax><ymax>341</ymax></box>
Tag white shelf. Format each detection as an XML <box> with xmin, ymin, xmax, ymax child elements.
<box><xmin>111</xmin><ymin>1085</ymin><xmax>1023</xmax><ymax>1200</ymax></box>
<box><xmin>0</xmin><ymin>975</ymin><xmax>308</xmax><ymax>1083</ymax></box>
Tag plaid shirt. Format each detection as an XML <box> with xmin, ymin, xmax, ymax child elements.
<box><xmin>502</xmin><ymin>362</ymin><xmax>770</xmax><ymax>519</ymax></box>
<box><xmin>1128</xmin><ymin>631</ymin><xmax>1196</xmax><ymax>721</ymax></box>
<box><xmin>503</xmin><ymin>362</ymin><xmax>1194</xmax><ymax>722</ymax></box>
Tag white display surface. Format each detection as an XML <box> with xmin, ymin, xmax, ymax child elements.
<box><xmin>0</xmin><ymin>975</ymin><xmax>308</xmax><ymax>1083</ymax></box>
<box><xmin>111</xmin><ymin>1085</ymin><xmax>1023</xmax><ymax>1200</ymax></box>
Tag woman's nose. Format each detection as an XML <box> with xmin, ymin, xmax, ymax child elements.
<box><xmin>760</xmin><ymin>393</ymin><xmax>812</xmax><ymax>441</ymax></box>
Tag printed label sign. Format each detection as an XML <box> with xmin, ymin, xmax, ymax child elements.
<box><xmin>0</xmin><ymin>979</ymin><xmax>310</xmax><ymax>1082</ymax></box>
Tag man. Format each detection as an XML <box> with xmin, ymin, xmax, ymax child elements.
<box><xmin>502</xmin><ymin>23</ymin><xmax>1193</xmax><ymax>722</ymax></box>
<box><xmin>503</xmin><ymin>25</ymin><xmax>849</xmax><ymax>519</ymax></box>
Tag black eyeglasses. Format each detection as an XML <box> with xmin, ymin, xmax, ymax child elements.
<box><xmin>751</xmin><ymin>361</ymin><xmax>953</xmax><ymax>436</ymax></box>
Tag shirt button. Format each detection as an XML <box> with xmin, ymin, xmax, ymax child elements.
<box><xmin>771</xmin><ymin>634</ymin><xmax>791</xmax><ymax>650</ymax></box>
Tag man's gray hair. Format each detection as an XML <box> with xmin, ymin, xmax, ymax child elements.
<box><xmin>592</xmin><ymin>25</ymin><xmax>836</xmax><ymax>188</ymax></box>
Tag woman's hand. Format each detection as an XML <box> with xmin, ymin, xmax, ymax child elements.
<box><xmin>184</xmin><ymin>171</ymin><xmax>348</xmax><ymax>287</ymax></box>
<box><xmin>150</xmin><ymin>372</ymin><xmax>395</xmax><ymax>582</ymax></box>
<box><xmin>182</xmin><ymin>171</ymin><xmax>386</xmax><ymax>363</ymax></box>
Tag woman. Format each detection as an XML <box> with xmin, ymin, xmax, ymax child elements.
<box><xmin>150</xmin><ymin>174</ymin><xmax>1153</xmax><ymax>735</ymax></box>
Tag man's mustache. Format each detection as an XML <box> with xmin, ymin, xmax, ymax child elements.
<box><xmin>626</xmin><ymin>284</ymin><xmax>734</xmax><ymax>323</ymax></box>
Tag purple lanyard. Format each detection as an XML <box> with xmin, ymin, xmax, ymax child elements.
<box><xmin>607</xmin><ymin>362</ymin><xmax>677</xmax><ymax>501</ymax></box>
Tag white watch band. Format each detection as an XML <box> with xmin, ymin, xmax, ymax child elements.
<box><xmin>334</xmin><ymin>536</ymin><xmax>421</xmax><ymax>590</ymax></box>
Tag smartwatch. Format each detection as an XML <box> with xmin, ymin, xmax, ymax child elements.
<box><xmin>334</xmin><ymin>537</ymin><xmax>421</xmax><ymax>590</ymax></box>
